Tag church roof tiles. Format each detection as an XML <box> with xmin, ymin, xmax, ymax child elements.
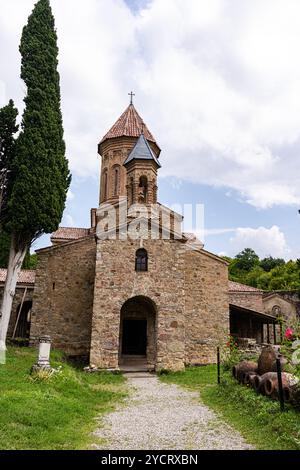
<box><xmin>51</xmin><ymin>227</ymin><xmax>90</xmax><ymax>242</ymax></box>
<box><xmin>100</xmin><ymin>104</ymin><xmax>159</xmax><ymax>148</ymax></box>
<box><xmin>229</xmin><ymin>280</ymin><xmax>262</xmax><ymax>293</ymax></box>
<box><xmin>0</xmin><ymin>269</ymin><xmax>35</xmax><ymax>286</ymax></box>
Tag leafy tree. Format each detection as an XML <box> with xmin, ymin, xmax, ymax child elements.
<box><xmin>260</xmin><ymin>256</ymin><xmax>285</xmax><ymax>272</ymax></box>
<box><xmin>0</xmin><ymin>232</ymin><xmax>36</xmax><ymax>269</ymax></box>
<box><xmin>0</xmin><ymin>232</ymin><xmax>10</xmax><ymax>268</ymax></box>
<box><xmin>0</xmin><ymin>100</ymin><xmax>18</xmax><ymax>217</ymax></box>
<box><xmin>235</xmin><ymin>248</ymin><xmax>260</xmax><ymax>272</ymax></box>
<box><xmin>0</xmin><ymin>101</ymin><xmax>18</xmax><ymax>270</ymax></box>
<box><xmin>243</xmin><ymin>266</ymin><xmax>265</xmax><ymax>288</ymax></box>
<box><xmin>23</xmin><ymin>253</ymin><xmax>37</xmax><ymax>270</ymax></box>
<box><xmin>227</xmin><ymin>248</ymin><xmax>300</xmax><ymax>291</ymax></box>
<box><xmin>0</xmin><ymin>0</ymin><xmax>71</xmax><ymax>352</ymax></box>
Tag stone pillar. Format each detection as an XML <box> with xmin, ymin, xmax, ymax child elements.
<box><xmin>36</xmin><ymin>335</ymin><xmax>52</xmax><ymax>368</ymax></box>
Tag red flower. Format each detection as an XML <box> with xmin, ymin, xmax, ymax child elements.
<box><xmin>285</xmin><ymin>328</ymin><xmax>294</xmax><ymax>341</ymax></box>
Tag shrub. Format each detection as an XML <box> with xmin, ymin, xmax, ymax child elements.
<box><xmin>221</xmin><ymin>336</ymin><xmax>242</xmax><ymax>371</ymax></box>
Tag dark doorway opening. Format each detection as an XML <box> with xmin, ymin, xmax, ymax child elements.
<box><xmin>122</xmin><ymin>319</ymin><xmax>147</xmax><ymax>355</ymax></box>
<box><xmin>119</xmin><ymin>296</ymin><xmax>157</xmax><ymax>371</ymax></box>
<box><xmin>14</xmin><ymin>301</ymin><xmax>32</xmax><ymax>340</ymax></box>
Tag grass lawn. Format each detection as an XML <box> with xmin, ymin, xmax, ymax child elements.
<box><xmin>160</xmin><ymin>365</ymin><xmax>300</xmax><ymax>450</ymax></box>
<box><xmin>0</xmin><ymin>347</ymin><xmax>127</xmax><ymax>450</ymax></box>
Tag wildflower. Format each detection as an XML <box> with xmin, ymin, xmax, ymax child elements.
<box><xmin>285</xmin><ymin>327</ymin><xmax>294</xmax><ymax>341</ymax></box>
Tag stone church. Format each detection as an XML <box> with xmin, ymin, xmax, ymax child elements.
<box><xmin>2</xmin><ymin>101</ymin><xmax>299</xmax><ymax>371</ymax></box>
<box><xmin>30</xmin><ymin>101</ymin><xmax>230</xmax><ymax>371</ymax></box>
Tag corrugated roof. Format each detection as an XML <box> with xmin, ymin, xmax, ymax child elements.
<box><xmin>51</xmin><ymin>227</ymin><xmax>90</xmax><ymax>241</ymax></box>
<box><xmin>0</xmin><ymin>269</ymin><xmax>35</xmax><ymax>285</ymax></box>
<box><xmin>100</xmin><ymin>104</ymin><xmax>159</xmax><ymax>147</ymax></box>
<box><xmin>229</xmin><ymin>280</ymin><xmax>262</xmax><ymax>293</ymax></box>
<box><xmin>123</xmin><ymin>134</ymin><xmax>161</xmax><ymax>167</ymax></box>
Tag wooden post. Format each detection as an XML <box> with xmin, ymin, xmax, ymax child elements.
<box><xmin>267</xmin><ymin>323</ymin><xmax>270</xmax><ymax>344</ymax></box>
<box><xmin>273</xmin><ymin>323</ymin><xmax>277</xmax><ymax>345</ymax></box>
<box><xmin>276</xmin><ymin>358</ymin><xmax>285</xmax><ymax>412</ymax></box>
<box><xmin>280</xmin><ymin>322</ymin><xmax>283</xmax><ymax>344</ymax></box>
<box><xmin>217</xmin><ymin>347</ymin><xmax>220</xmax><ymax>385</ymax></box>
<box><xmin>12</xmin><ymin>287</ymin><xmax>27</xmax><ymax>339</ymax></box>
<box><xmin>261</xmin><ymin>323</ymin><xmax>264</xmax><ymax>343</ymax></box>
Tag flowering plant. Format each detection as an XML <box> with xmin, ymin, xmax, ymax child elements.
<box><xmin>285</xmin><ymin>327</ymin><xmax>295</xmax><ymax>341</ymax></box>
<box><xmin>226</xmin><ymin>335</ymin><xmax>238</xmax><ymax>349</ymax></box>
<box><xmin>222</xmin><ymin>335</ymin><xmax>242</xmax><ymax>371</ymax></box>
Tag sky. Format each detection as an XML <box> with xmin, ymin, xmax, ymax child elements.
<box><xmin>0</xmin><ymin>0</ymin><xmax>300</xmax><ymax>260</ymax></box>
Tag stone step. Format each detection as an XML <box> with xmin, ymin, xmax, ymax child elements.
<box><xmin>120</xmin><ymin>362</ymin><xmax>155</xmax><ymax>373</ymax></box>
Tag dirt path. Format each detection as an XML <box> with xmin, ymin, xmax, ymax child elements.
<box><xmin>93</xmin><ymin>373</ymin><xmax>253</xmax><ymax>450</ymax></box>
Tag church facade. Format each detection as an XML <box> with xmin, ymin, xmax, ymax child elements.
<box><xmin>3</xmin><ymin>102</ymin><xmax>296</xmax><ymax>371</ymax></box>
<box><xmin>29</xmin><ymin>102</ymin><xmax>229</xmax><ymax>371</ymax></box>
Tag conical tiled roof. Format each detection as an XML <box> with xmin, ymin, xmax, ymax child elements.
<box><xmin>100</xmin><ymin>104</ymin><xmax>159</xmax><ymax>149</ymax></box>
<box><xmin>124</xmin><ymin>134</ymin><xmax>161</xmax><ymax>167</ymax></box>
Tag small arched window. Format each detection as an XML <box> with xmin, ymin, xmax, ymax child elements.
<box><xmin>103</xmin><ymin>169</ymin><xmax>108</xmax><ymax>201</ymax></box>
<box><xmin>138</xmin><ymin>176</ymin><xmax>148</xmax><ymax>203</ymax></box>
<box><xmin>272</xmin><ymin>305</ymin><xmax>282</xmax><ymax>317</ymax></box>
<box><xmin>113</xmin><ymin>165</ymin><xmax>120</xmax><ymax>196</ymax></box>
<box><xmin>135</xmin><ymin>248</ymin><xmax>148</xmax><ymax>272</ymax></box>
<box><xmin>130</xmin><ymin>177</ymin><xmax>134</xmax><ymax>205</ymax></box>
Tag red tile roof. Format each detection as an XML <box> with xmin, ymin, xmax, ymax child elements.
<box><xmin>229</xmin><ymin>281</ymin><xmax>262</xmax><ymax>292</ymax></box>
<box><xmin>0</xmin><ymin>269</ymin><xmax>35</xmax><ymax>285</ymax></box>
<box><xmin>100</xmin><ymin>104</ymin><xmax>158</xmax><ymax>146</ymax></box>
<box><xmin>51</xmin><ymin>227</ymin><xmax>90</xmax><ymax>241</ymax></box>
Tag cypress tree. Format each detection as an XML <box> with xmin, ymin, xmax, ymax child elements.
<box><xmin>0</xmin><ymin>0</ymin><xmax>71</xmax><ymax>350</ymax></box>
<box><xmin>0</xmin><ymin>100</ymin><xmax>18</xmax><ymax>270</ymax></box>
<box><xmin>0</xmin><ymin>232</ymin><xmax>10</xmax><ymax>268</ymax></box>
<box><xmin>0</xmin><ymin>100</ymin><xmax>18</xmax><ymax>221</ymax></box>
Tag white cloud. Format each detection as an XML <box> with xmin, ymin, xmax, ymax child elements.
<box><xmin>218</xmin><ymin>251</ymin><xmax>228</xmax><ymax>258</ymax></box>
<box><xmin>62</xmin><ymin>213</ymin><xmax>75</xmax><ymax>227</ymax></box>
<box><xmin>67</xmin><ymin>190</ymin><xmax>75</xmax><ymax>201</ymax></box>
<box><xmin>0</xmin><ymin>80</ymin><xmax>6</xmax><ymax>105</ymax></box>
<box><xmin>204</xmin><ymin>228</ymin><xmax>235</xmax><ymax>236</ymax></box>
<box><xmin>1</xmin><ymin>0</ymin><xmax>300</xmax><ymax>208</ymax></box>
<box><xmin>229</xmin><ymin>225</ymin><xmax>291</xmax><ymax>259</ymax></box>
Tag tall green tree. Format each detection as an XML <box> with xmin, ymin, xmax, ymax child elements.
<box><xmin>234</xmin><ymin>248</ymin><xmax>260</xmax><ymax>272</ymax></box>
<box><xmin>0</xmin><ymin>0</ymin><xmax>71</xmax><ymax>351</ymax></box>
<box><xmin>0</xmin><ymin>101</ymin><xmax>18</xmax><ymax>271</ymax></box>
<box><xmin>0</xmin><ymin>232</ymin><xmax>10</xmax><ymax>268</ymax></box>
<box><xmin>0</xmin><ymin>100</ymin><xmax>18</xmax><ymax>220</ymax></box>
<box><xmin>260</xmin><ymin>256</ymin><xmax>285</xmax><ymax>272</ymax></box>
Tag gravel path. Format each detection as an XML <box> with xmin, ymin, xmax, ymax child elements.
<box><xmin>93</xmin><ymin>373</ymin><xmax>253</xmax><ymax>450</ymax></box>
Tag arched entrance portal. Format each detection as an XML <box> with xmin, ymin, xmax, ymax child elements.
<box><xmin>119</xmin><ymin>296</ymin><xmax>156</xmax><ymax>371</ymax></box>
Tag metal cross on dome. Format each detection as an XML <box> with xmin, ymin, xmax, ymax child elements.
<box><xmin>128</xmin><ymin>91</ymin><xmax>135</xmax><ymax>105</ymax></box>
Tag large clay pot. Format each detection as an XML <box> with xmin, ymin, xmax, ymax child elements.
<box><xmin>249</xmin><ymin>374</ymin><xmax>259</xmax><ymax>389</ymax></box>
<box><xmin>257</xmin><ymin>346</ymin><xmax>276</xmax><ymax>375</ymax></box>
<box><xmin>253</xmin><ymin>372</ymin><xmax>277</xmax><ymax>395</ymax></box>
<box><xmin>264</xmin><ymin>372</ymin><xmax>299</xmax><ymax>400</ymax></box>
<box><xmin>252</xmin><ymin>374</ymin><xmax>262</xmax><ymax>393</ymax></box>
<box><xmin>270</xmin><ymin>355</ymin><xmax>287</xmax><ymax>373</ymax></box>
<box><xmin>243</xmin><ymin>371</ymin><xmax>257</xmax><ymax>385</ymax></box>
<box><xmin>232</xmin><ymin>361</ymin><xmax>258</xmax><ymax>383</ymax></box>
<box><xmin>284</xmin><ymin>385</ymin><xmax>300</xmax><ymax>405</ymax></box>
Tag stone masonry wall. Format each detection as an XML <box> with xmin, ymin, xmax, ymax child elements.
<box><xmin>263</xmin><ymin>295</ymin><xmax>298</xmax><ymax>325</ymax></box>
<box><xmin>229</xmin><ymin>291</ymin><xmax>264</xmax><ymax>312</ymax></box>
<box><xmin>184</xmin><ymin>249</ymin><xmax>229</xmax><ymax>365</ymax></box>
<box><xmin>30</xmin><ymin>236</ymin><xmax>96</xmax><ymax>356</ymax></box>
<box><xmin>90</xmin><ymin>237</ymin><xmax>186</xmax><ymax>371</ymax></box>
